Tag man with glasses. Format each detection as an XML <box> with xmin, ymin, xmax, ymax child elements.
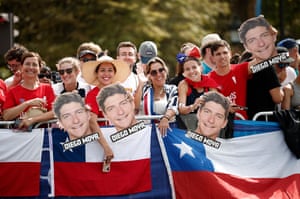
<box><xmin>76</xmin><ymin>42</ymin><xmax>105</xmax><ymax>84</ymax></box>
<box><xmin>3</xmin><ymin>44</ymin><xmax>28</xmax><ymax>89</ymax></box>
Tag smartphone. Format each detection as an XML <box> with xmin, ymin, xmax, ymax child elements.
<box><xmin>232</xmin><ymin>105</ymin><xmax>248</xmax><ymax>110</ymax></box>
<box><xmin>102</xmin><ymin>160</ymin><xmax>111</xmax><ymax>173</ymax></box>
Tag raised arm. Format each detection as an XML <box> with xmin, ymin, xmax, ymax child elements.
<box><xmin>89</xmin><ymin>112</ymin><xmax>114</xmax><ymax>163</ymax></box>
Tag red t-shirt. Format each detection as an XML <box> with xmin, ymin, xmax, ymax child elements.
<box><xmin>3</xmin><ymin>83</ymin><xmax>55</xmax><ymax>117</ymax></box>
<box><xmin>85</xmin><ymin>87</ymin><xmax>106</xmax><ymax>126</ymax></box>
<box><xmin>208</xmin><ymin>62</ymin><xmax>249</xmax><ymax>119</ymax></box>
<box><xmin>0</xmin><ymin>79</ymin><xmax>7</xmax><ymax>115</ymax></box>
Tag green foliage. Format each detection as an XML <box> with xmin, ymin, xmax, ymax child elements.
<box><xmin>261</xmin><ymin>0</ymin><xmax>300</xmax><ymax>40</ymax></box>
<box><xmin>2</xmin><ymin>0</ymin><xmax>298</xmax><ymax>79</ymax></box>
<box><xmin>0</xmin><ymin>0</ymin><xmax>231</xmax><ymax>77</ymax></box>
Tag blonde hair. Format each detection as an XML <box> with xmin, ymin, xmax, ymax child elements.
<box><xmin>56</xmin><ymin>57</ymin><xmax>80</xmax><ymax>72</ymax></box>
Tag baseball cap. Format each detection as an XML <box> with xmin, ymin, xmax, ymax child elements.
<box><xmin>277</xmin><ymin>38</ymin><xmax>298</xmax><ymax>49</ymax></box>
<box><xmin>200</xmin><ymin>33</ymin><xmax>221</xmax><ymax>49</ymax></box>
<box><xmin>139</xmin><ymin>41</ymin><xmax>157</xmax><ymax>64</ymax></box>
<box><xmin>78</xmin><ymin>50</ymin><xmax>97</xmax><ymax>59</ymax></box>
<box><xmin>276</xmin><ymin>46</ymin><xmax>294</xmax><ymax>63</ymax></box>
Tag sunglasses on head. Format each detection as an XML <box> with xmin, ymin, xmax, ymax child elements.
<box><xmin>58</xmin><ymin>68</ymin><xmax>73</xmax><ymax>75</ymax></box>
<box><xmin>150</xmin><ymin>68</ymin><xmax>165</xmax><ymax>76</ymax></box>
<box><xmin>38</xmin><ymin>73</ymin><xmax>51</xmax><ymax>79</ymax></box>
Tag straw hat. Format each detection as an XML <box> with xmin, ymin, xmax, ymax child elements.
<box><xmin>81</xmin><ymin>55</ymin><xmax>130</xmax><ymax>86</ymax></box>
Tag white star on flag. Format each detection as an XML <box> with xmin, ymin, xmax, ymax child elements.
<box><xmin>60</xmin><ymin>137</ymin><xmax>73</xmax><ymax>152</ymax></box>
<box><xmin>174</xmin><ymin>141</ymin><xmax>195</xmax><ymax>158</ymax></box>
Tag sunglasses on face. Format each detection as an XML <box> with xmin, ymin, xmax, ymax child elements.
<box><xmin>38</xmin><ymin>73</ymin><xmax>51</xmax><ymax>79</ymax></box>
<box><xmin>58</xmin><ymin>68</ymin><xmax>73</xmax><ymax>75</ymax></box>
<box><xmin>81</xmin><ymin>57</ymin><xmax>97</xmax><ymax>63</ymax></box>
<box><xmin>150</xmin><ymin>68</ymin><xmax>165</xmax><ymax>76</ymax></box>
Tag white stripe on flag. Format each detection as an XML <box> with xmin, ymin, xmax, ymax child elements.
<box><xmin>86</xmin><ymin>125</ymin><xmax>151</xmax><ymax>162</ymax></box>
<box><xmin>205</xmin><ymin>130</ymin><xmax>300</xmax><ymax>178</ymax></box>
<box><xmin>0</xmin><ymin>129</ymin><xmax>44</xmax><ymax>162</ymax></box>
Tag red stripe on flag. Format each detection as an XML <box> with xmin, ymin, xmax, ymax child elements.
<box><xmin>0</xmin><ymin>162</ymin><xmax>41</xmax><ymax>196</ymax></box>
<box><xmin>54</xmin><ymin>159</ymin><xmax>151</xmax><ymax>196</ymax></box>
<box><xmin>144</xmin><ymin>93</ymin><xmax>149</xmax><ymax>115</ymax></box>
<box><xmin>173</xmin><ymin>171</ymin><xmax>300</xmax><ymax>199</ymax></box>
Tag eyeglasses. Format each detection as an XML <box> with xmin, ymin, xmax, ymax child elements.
<box><xmin>38</xmin><ymin>73</ymin><xmax>51</xmax><ymax>79</ymax></box>
<box><xmin>7</xmin><ymin>63</ymin><xmax>21</xmax><ymax>70</ymax></box>
<box><xmin>150</xmin><ymin>68</ymin><xmax>165</xmax><ymax>76</ymax></box>
<box><xmin>58</xmin><ymin>68</ymin><xmax>73</xmax><ymax>75</ymax></box>
<box><xmin>278</xmin><ymin>63</ymin><xmax>289</xmax><ymax>68</ymax></box>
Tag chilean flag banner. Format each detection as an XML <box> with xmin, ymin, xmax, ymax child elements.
<box><xmin>159</xmin><ymin>120</ymin><xmax>300</xmax><ymax>199</ymax></box>
<box><xmin>49</xmin><ymin>122</ymin><xmax>152</xmax><ymax>197</ymax></box>
<box><xmin>0</xmin><ymin>129</ymin><xmax>44</xmax><ymax>197</ymax></box>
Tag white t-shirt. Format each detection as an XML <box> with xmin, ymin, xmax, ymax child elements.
<box><xmin>52</xmin><ymin>81</ymin><xmax>91</xmax><ymax>97</ymax></box>
<box><xmin>281</xmin><ymin>66</ymin><xmax>297</xmax><ymax>87</ymax></box>
<box><xmin>4</xmin><ymin>75</ymin><xmax>14</xmax><ymax>87</ymax></box>
<box><xmin>120</xmin><ymin>72</ymin><xmax>139</xmax><ymax>96</ymax></box>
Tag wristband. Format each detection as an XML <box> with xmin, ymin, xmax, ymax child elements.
<box><xmin>160</xmin><ymin>115</ymin><xmax>170</xmax><ymax>121</ymax></box>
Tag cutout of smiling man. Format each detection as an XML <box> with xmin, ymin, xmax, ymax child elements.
<box><xmin>53</xmin><ymin>92</ymin><xmax>113</xmax><ymax>162</ymax></box>
<box><xmin>97</xmin><ymin>83</ymin><xmax>137</xmax><ymax>131</ymax></box>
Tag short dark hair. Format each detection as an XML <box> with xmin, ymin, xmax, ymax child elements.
<box><xmin>40</xmin><ymin>66</ymin><xmax>52</xmax><ymax>76</ymax></box>
<box><xmin>21</xmin><ymin>51</ymin><xmax>43</xmax><ymax>67</ymax></box>
<box><xmin>178</xmin><ymin>56</ymin><xmax>201</xmax><ymax>75</ymax></box>
<box><xmin>199</xmin><ymin>91</ymin><xmax>230</xmax><ymax>119</ymax></box>
<box><xmin>97</xmin><ymin>83</ymin><xmax>128</xmax><ymax>113</ymax></box>
<box><xmin>210</xmin><ymin>40</ymin><xmax>231</xmax><ymax>55</ymax></box>
<box><xmin>4</xmin><ymin>44</ymin><xmax>28</xmax><ymax>62</ymax></box>
<box><xmin>53</xmin><ymin>92</ymin><xmax>85</xmax><ymax>120</ymax></box>
<box><xmin>238</xmin><ymin>15</ymin><xmax>272</xmax><ymax>44</ymax></box>
<box><xmin>200</xmin><ymin>44</ymin><xmax>211</xmax><ymax>57</ymax></box>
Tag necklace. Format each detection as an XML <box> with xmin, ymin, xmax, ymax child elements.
<box><xmin>154</xmin><ymin>88</ymin><xmax>165</xmax><ymax>101</ymax></box>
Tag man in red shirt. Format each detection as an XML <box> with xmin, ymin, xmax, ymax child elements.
<box><xmin>208</xmin><ymin>40</ymin><xmax>250</xmax><ymax>119</ymax></box>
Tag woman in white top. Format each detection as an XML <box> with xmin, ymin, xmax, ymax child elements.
<box><xmin>136</xmin><ymin>57</ymin><xmax>178</xmax><ymax>136</ymax></box>
<box><xmin>53</xmin><ymin>57</ymin><xmax>91</xmax><ymax>98</ymax></box>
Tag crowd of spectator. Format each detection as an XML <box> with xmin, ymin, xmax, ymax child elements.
<box><xmin>1</xmin><ymin>15</ymin><xmax>299</xmax><ymax>141</ymax></box>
